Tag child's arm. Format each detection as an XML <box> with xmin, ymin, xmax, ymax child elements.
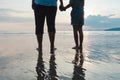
<box><xmin>64</xmin><ymin>2</ymin><xmax>72</xmax><ymax>10</ymax></box>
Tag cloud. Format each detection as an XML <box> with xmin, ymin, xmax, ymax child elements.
<box><xmin>0</xmin><ymin>8</ymin><xmax>22</xmax><ymax>15</ymax></box>
<box><xmin>85</xmin><ymin>15</ymin><xmax>120</xmax><ymax>29</ymax></box>
<box><xmin>0</xmin><ymin>8</ymin><xmax>33</xmax><ymax>23</ymax></box>
<box><xmin>0</xmin><ymin>8</ymin><xmax>120</xmax><ymax>30</ymax></box>
<box><xmin>0</xmin><ymin>16</ymin><xmax>33</xmax><ymax>23</ymax></box>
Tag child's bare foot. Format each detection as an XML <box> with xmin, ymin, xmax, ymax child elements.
<box><xmin>72</xmin><ymin>46</ymin><xmax>78</xmax><ymax>49</ymax></box>
<box><xmin>50</xmin><ymin>47</ymin><xmax>57</xmax><ymax>54</ymax></box>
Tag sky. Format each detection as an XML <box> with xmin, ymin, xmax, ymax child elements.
<box><xmin>0</xmin><ymin>0</ymin><xmax>120</xmax><ymax>31</ymax></box>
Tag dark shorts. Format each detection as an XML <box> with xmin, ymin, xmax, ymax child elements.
<box><xmin>71</xmin><ymin>8</ymin><xmax>84</xmax><ymax>26</ymax></box>
<box><xmin>34</xmin><ymin>4</ymin><xmax>57</xmax><ymax>34</ymax></box>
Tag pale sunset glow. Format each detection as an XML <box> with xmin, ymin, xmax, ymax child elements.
<box><xmin>0</xmin><ymin>0</ymin><xmax>120</xmax><ymax>31</ymax></box>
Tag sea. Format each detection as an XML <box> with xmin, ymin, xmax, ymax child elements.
<box><xmin>0</xmin><ymin>31</ymin><xmax>120</xmax><ymax>80</ymax></box>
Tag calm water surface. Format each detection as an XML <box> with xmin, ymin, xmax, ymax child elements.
<box><xmin>0</xmin><ymin>31</ymin><xmax>120</xmax><ymax>80</ymax></box>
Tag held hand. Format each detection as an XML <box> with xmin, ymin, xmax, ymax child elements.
<box><xmin>59</xmin><ymin>5</ymin><xmax>66</xmax><ymax>11</ymax></box>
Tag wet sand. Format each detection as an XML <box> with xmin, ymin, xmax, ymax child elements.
<box><xmin>0</xmin><ymin>32</ymin><xmax>120</xmax><ymax>80</ymax></box>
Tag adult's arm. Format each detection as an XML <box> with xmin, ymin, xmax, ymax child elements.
<box><xmin>32</xmin><ymin>0</ymin><xmax>35</xmax><ymax>10</ymax></box>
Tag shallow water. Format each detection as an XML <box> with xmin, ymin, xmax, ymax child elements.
<box><xmin>0</xmin><ymin>31</ymin><xmax>120</xmax><ymax>80</ymax></box>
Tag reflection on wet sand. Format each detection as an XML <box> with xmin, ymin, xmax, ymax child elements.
<box><xmin>36</xmin><ymin>46</ymin><xmax>85</xmax><ymax>80</ymax></box>
<box><xmin>36</xmin><ymin>53</ymin><xmax>46</xmax><ymax>80</ymax></box>
<box><xmin>36</xmin><ymin>53</ymin><xmax>58</xmax><ymax>80</ymax></box>
<box><xmin>49</xmin><ymin>54</ymin><xmax>58</xmax><ymax>80</ymax></box>
<box><xmin>72</xmin><ymin>50</ymin><xmax>86</xmax><ymax>80</ymax></box>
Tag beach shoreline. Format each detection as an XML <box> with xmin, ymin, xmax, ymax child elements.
<box><xmin>0</xmin><ymin>31</ymin><xmax>120</xmax><ymax>80</ymax></box>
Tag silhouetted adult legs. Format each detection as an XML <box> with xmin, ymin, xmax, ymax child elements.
<box><xmin>36</xmin><ymin>34</ymin><xmax>43</xmax><ymax>54</ymax></box>
<box><xmin>48</xmin><ymin>32</ymin><xmax>55</xmax><ymax>54</ymax></box>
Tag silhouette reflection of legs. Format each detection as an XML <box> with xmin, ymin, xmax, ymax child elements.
<box><xmin>72</xmin><ymin>50</ymin><xmax>85</xmax><ymax>80</ymax></box>
<box><xmin>36</xmin><ymin>51</ymin><xmax>58</xmax><ymax>80</ymax></box>
<box><xmin>48</xmin><ymin>54</ymin><xmax>58</xmax><ymax>80</ymax></box>
<box><xmin>36</xmin><ymin>53</ymin><xmax>46</xmax><ymax>80</ymax></box>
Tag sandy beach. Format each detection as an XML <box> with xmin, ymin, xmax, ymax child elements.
<box><xmin>0</xmin><ymin>0</ymin><xmax>120</xmax><ymax>79</ymax></box>
<box><xmin>0</xmin><ymin>31</ymin><xmax>120</xmax><ymax>80</ymax></box>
